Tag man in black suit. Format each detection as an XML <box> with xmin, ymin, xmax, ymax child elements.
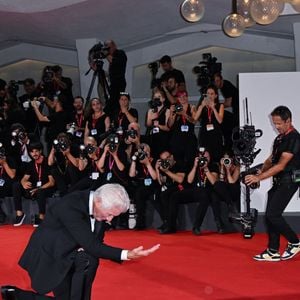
<box><xmin>2</xmin><ymin>183</ymin><xmax>159</xmax><ymax>300</ymax></box>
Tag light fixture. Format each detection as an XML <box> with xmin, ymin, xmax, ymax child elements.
<box><xmin>237</xmin><ymin>0</ymin><xmax>256</xmax><ymax>28</ymax></box>
<box><xmin>250</xmin><ymin>0</ymin><xmax>282</xmax><ymax>25</ymax></box>
<box><xmin>287</xmin><ymin>0</ymin><xmax>300</xmax><ymax>12</ymax></box>
<box><xmin>180</xmin><ymin>0</ymin><xmax>205</xmax><ymax>23</ymax></box>
<box><xmin>223</xmin><ymin>0</ymin><xmax>246</xmax><ymax>37</ymax></box>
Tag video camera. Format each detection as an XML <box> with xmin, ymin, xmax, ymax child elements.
<box><xmin>7</xmin><ymin>80</ymin><xmax>25</xmax><ymax>97</ymax></box>
<box><xmin>88</xmin><ymin>42</ymin><xmax>110</xmax><ymax>67</ymax></box>
<box><xmin>192</xmin><ymin>53</ymin><xmax>222</xmax><ymax>88</ymax></box>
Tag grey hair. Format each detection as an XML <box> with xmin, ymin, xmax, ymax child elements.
<box><xmin>93</xmin><ymin>184</ymin><xmax>130</xmax><ymax>212</ymax></box>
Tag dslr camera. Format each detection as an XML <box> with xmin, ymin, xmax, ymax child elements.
<box><xmin>11</xmin><ymin>130</ymin><xmax>27</xmax><ymax>146</ymax></box>
<box><xmin>148</xmin><ymin>97</ymin><xmax>162</xmax><ymax>113</ymax></box>
<box><xmin>79</xmin><ymin>144</ymin><xmax>96</xmax><ymax>159</ymax></box>
<box><xmin>160</xmin><ymin>159</ymin><xmax>170</xmax><ymax>170</ymax></box>
<box><xmin>174</xmin><ymin>103</ymin><xmax>183</xmax><ymax>113</ymax></box>
<box><xmin>132</xmin><ymin>147</ymin><xmax>147</xmax><ymax>162</ymax></box>
<box><xmin>0</xmin><ymin>143</ymin><xmax>6</xmax><ymax>159</ymax></box>
<box><xmin>221</xmin><ymin>157</ymin><xmax>232</xmax><ymax>167</ymax></box>
<box><xmin>107</xmin><ymin>134</ymin><xmax>119</xmax><ymax>152</ymax></box>
<box><xmin>198</xmin><ymin>147</ymin><xmax>208</xmax><ymax>168</ymax></box>
<box><xmin>53</xmin><ymin>138</ymin><xmax>70</xmax><ymax>152</ymax></box>
<box><xmin>126</xmin><ymin>129</ymin><xmax>137</xmax><ymax>139</ymax></box>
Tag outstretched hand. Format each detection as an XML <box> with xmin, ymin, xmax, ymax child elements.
<box><xmin>127</xmin><ymin>244</ymin><xmax>160</xmax><ymax>260</ymax></box>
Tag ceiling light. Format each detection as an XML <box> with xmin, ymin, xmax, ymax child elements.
<box><xmin>223</xmin><ymin>0</ymin><xmax>246</xmax><ymax>37</ymax></box>
<box><xmin>180</xmin><ymin>0</ymin><xmax>205</xmax><ymax>23</ymax></box>
<box><xmin>250</xmin><ymin>0</ymin><xmax>282</xmax><ymax>25</ymax></box>
<box><xmin>237</xmin><ymin>0</ymin><xmax>256</xmax><ymax>28</ymax></box>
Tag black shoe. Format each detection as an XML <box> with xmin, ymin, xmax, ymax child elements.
<box><xmin>215</xmin><ymin>221</ymin><xmax>226</xmax><ymax>234</ymax></box>
<box><xmin>33</xmin><ymin>216</ymin><xmax>43</xmax><ymax>228</ymax></box>
<box><xmin>1</xmin><ymin>285</ymin><xmax>17</xmax><ymax>300</ymax></box>
<box><xmin>192</xmin><ymin>227</ymin><xmax>201</xmax><ymax>236</ymax></box>
<box><xmin>157</xmin><ymin>221</ymin><xmax>167</xmax><ymax>231</ymax></box>
<box><xmin>13</xmin><ymin>214</ymin><xmax>26</xmax><ymax>227</ymax></box>
<box><xmin>159</xmin><ymin>227</ymin><xmax>176</xmax><ymax>234</ymax></box>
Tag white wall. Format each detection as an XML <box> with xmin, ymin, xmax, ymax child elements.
<box><xmin>239</xmin><ymin>72</ymin><xmax>300</xmax><ymax>212</ymax></box>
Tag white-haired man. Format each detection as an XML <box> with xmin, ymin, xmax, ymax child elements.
<box><xmin>3</xmin><ymin>184</ymin><xmax>159</xmax><ymax>300</ymax></box>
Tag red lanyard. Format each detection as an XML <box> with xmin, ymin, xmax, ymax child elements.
<box><xmin>35</xmin><ymin>163</ymin><xmax>42</xmax><ymax>181</ymax></box>
<box><xmin>75</xmin><ymin>113</ymin><xmax>83</xmax><ymax>127</ymax></box>
<box><xmin>91</xmin><ymin>117</ymin><xmax>98</xmax><ymax>129</ymax></box>
<box><xmin>0</xmin><ymin>166</ymin><xmax>3</xmax><ymax>177</ymax></box>
<box><xmin>142</xmin><ymin>165</ymin><xmax>149</xmax><ymax>177</ymax></box>
<box><xmin>118</xmin><ymin>112</ymin><xmax>125</xmax><ymax>127</ymax></box>
<box><xmin>207</xmin><ymin>107</ymin><xmax>212</xmax><ymax>123</ymax></box>
<box><xmin>198</xmin><ymin>168</ymin><xmax>206</xmax><ymax>181</ymax></box>
<box><xmin>108</xmin><ymin>154</ymin><xmax>115</xmax><ymax>171</ymax></box>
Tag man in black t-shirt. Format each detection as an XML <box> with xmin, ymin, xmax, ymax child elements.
<box><xmin>246</xmin><ymin>106</ymin><xmax>300</xmax><ymax>262</ymax></box>
<box><xmin>13</xmin><ymin>142</ymin><xmax>55</xmax><ymax>227</ymax></box>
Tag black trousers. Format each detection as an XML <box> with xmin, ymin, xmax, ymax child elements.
<box><xmin>266</xmin><ymin>183</ymin><xmax>299</xmax><ymax>251</ymax></box>
<box><xmin>53</xmin><ymin>251</ymin><xmax>99</xmax><ymax>300</ymax></box>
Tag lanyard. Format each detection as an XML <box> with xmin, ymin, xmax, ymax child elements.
<box><xmin>118</xmin><ymin>112</ymin><xmax>125</xmax><ymax>127</ymax></box>
<box><xmin>35</xmin><ymin>162</ymin><xmax>42</xmax><ymax>182</ymax></box>
<box><xmin>142</xmin><ymin>165</ymin><xmax>149</xmax><ymax>177</ymax></box>
<box><xmin>207</xmin><ymin>107</ymin><xmax>213</xmax><ymax>123</ymax></box>
<box><xmin>108</xmin><ymin>154</ymin><xmax>115</xmax><ymax>171</ymax></box>
<box><xmin>91</xmin><ymin>116</ymin><xmax>98</xmax><ymax>129</ymax></box>
<box><xmin>75</xmin><ymin>113</ymin><xmax>83</xmax><ymax>127</ymax></box>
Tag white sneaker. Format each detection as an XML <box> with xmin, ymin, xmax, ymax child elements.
<box><xmin>253</xmin><ymin>249</ymin><xmax>280</xmax><ymax>262</ymax></box>
<box><xmin>281</xmin><ymin>242</ymin><xmax>300</xmax><ymax>261</ymax></box>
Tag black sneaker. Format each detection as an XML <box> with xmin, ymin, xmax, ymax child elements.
<box><xmin>192</xmin><ymin>227</ymin><xmax>201</xmax><ymax>236</ymax></box>
<box><xmin>13</xmin><ymin>214</ymin><xmax>26</xmax><ymax>227</ymax></box>
<box><xmin>33</xmin><ymin>216</ymin><xmax>42</xmax><ymax>228</ymax></box>
<box><xmin>253</xmin><ymin>249</ymin><xmax>280</xmax><ymax>262</ymax></box>
<box><xmin>281</xmin><ymin>242</ymin><xmax>300</xmax><ymax>261</ymax></box>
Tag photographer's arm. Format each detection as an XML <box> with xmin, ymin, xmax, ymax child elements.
<box><xmin>111</xmin><ymin>150</ymin><xmax>125</xmax><ymax>171</ymax></box>
<box><xmin>40</xmin><ymin>175</ymin><xmax>55</xmax><ymax>189</ymax></box>
<box><xmin>64</xmin><ymin>149</ymin><xmax>79</xmax><ymax>168</ymax></box>
<box><xmin>167</xmin><ymin>106</ymin><xmax>176</xmax><ymax>128</ymax></box>
<box><xmin>203</xmin><ymin>167</ymin><xmax>218</xmax><ymax>185</ymax></box>
<box><xmin>158</xmin><ymin>109</ymin><xmax>171</xmax><ymax>131</ymax></box>
<box><xmin>96</xmin><ymin>146</ymin><xmax>108</xmax><ymax>171</ymax></box>
<box><xmin>226</xmin><ymin>165</ymin><xmax>240</xmax><ymax>184</ymax></box>
<box><xmin>187</xmin><ymin>158</ymin><xmax>199</xmax><ymax>184</ymax></box>
<box><xmin>193</xmin><ymin>102</ymin><xmax>205</xmax><ymax>121</ymax></box>
<box><xmin>163</xmin><ymin>170</ymin><xmax>185</xmax><ymax>184</ymax></box>
<box><xmin>144</xmin><ymin>159</ymin><xmax>157</xmax><ymax>180</ymax></box>
<box><xmin>31</xmin><ymin>100</ymin><xmax>49</xmax><ymax>122</ymax></box>
<box><xmin>1</xmin><ymin>159</ymin><xmax>16</xmax><ymax>179</ymax></box>
<box><xmin>162</xmin><ymin>84</ymin><xmax>176</xmax><ymax>105</ymax></box>
<box><xmin>48</xmin><ymin>147</ymin><xmax>56</xmax><ymax>166</ymax></box>
<box><xmin>104</xmin><ymin>116</ymin><xmax>111</xmax><ymax>132</ymax></box>
<box><xmin>78</xmin><ymin>157</ymin><xmax>88</xmax><ymax>171</ymax></box>
<box><xmin>129</xmin><ymin>160</ymin><xmax>137</xmax><ymax>178</ymax></box>
<box><xmin>211</xmin><ymin>103</ymin><xmax>224</xmax><ymax>124</ymax></box>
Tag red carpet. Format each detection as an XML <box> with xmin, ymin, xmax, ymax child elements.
<box><xmin>1</xmin><ymin>225</ymin><xmax>300</xmax><ymax>300</ymax></box>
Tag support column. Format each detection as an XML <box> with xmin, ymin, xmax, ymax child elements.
<box><xmin>293</xmin><ymin>23</ymin><xmax>300</xmax><ymax>71</ymax></box>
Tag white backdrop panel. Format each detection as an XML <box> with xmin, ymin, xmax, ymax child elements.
<box><xmin>239</xmin><ymin>72</ymin><xmax>300</xmax><ymax>212</ymax></box>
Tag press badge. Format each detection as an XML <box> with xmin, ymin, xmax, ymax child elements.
<box><xmin>36</xmin><ymin>181</ymin><xmax>42</xmax><ymax>187</ymax></box>
<box><xmin>106</xmin><ymin>172</ymin><xmax>112</xmax><ymax>181</ymax></box>
<box><xmin>91</xmin><ymin>172</ymin><xmax>99</xmax><ymax>180</ymax></box>
<box><xmin>0</xmin><ymin>178</ymin><xmax>5</xmax><ymax>186</ymax></box>
<box><xmin>144</xmin><ymin>178</ymin><xmax>152</xmax><ymax>186</ymax></box>
<box><xmin>91</xmin><ymin>129</ymin><xmax>97</xmax><ymax>136</ymax></box>
<box><xmin>181</xmin><ymin>125</ymin><xmax>189</xmax><ymax>132</ymax></box>
<box><xmin>152</xmin><ymin>127</ymin><xmax>159</xmax><ymax>134</ymax></box>
<box><xmin>206</xmin><ymin>124</ymin><xmax>214</xmax><ymax>131</ymax></box>
<box><xmin>76</xmin><ymin>131</ymin><xmax>83</xmax><ymax>138</ymax></box>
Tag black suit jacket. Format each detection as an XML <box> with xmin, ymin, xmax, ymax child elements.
<box><xmin>19</xmin><ymin>190</ymin><xmax>123</xmax><ymax>294</ymax></box>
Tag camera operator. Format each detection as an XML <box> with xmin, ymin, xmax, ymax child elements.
<box><xmin>155</xmin><ymin>150</ymin><xmax>186</xmax><ymax>234</ymax></box>
<box><xmin>13</xmin><ymin>142</ymin><xmax>55</xmax><ymax>227</ymax></box>
<box><xmin>48</xmin><ymin>133</ymin><xmax>81</xmax><ymax>196</ymax></box>
<box><xmin>128</xmin><ymin>143</ymin><xmax>160</xmax><ymax>229</ymax></box>
<box><xmin>168</xmin><ymin>90</ymin><xmax>197</xmax><ymax>168</ymax></box>
<box><xmin>31</xmin><ymin>95</ymin><xmax>68</xmax><ymax>153</ymax></box>
<box><xmin>84</xmin><ymin>97</ymin><xmax>110</xmax><ymax>145</ymax></box>
<box><xmin>124</xmin><ymin>122</ymin><xmax>144</xmax><ymax>163</ymax></box>
<box><xmin>245</xmin><ymin>106</ymin><xmax>300</xmax><ymax>261</ymax></box>
<box><xmin>212</xmin><ymin>151</ymin><xmax>241</xmax><ymax>216</ymax></box>
<box><xmin>0</xmin><ymin>142</ymin><xmax>17</xmax><ymax>224</ymax></box>
<box><xmin>194</xmin><ymin>85</ymin><xmax>224</xmax><ymax>163</ymax></box>
<box><xmin>146</xmin><ymin>88</ymin><xmax>170</xmax><ymax>159</ymax></box>
<box><xmin>103</xmin><ymin>40</ymin><xmax>127</xmax><ymax>115</ymax></box>
<box><xmin>159</xmin><ymin>55</ymin><xmax>186</xmax><ymax>93</ymax></box>
<box><xmin>111</xmin><ymin>92</ymin><xmax>138</xmax><ymax>134</ymax></box>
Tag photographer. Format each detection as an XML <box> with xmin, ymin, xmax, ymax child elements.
<box><xmin>69</xmin><ymin>136</ymin><xmax>103</xmax><ymax>192</ymax></box>
<box><xmin>84</xmin><ymin>97</ymin><xmax>110</xmax><ymax>145</ymax></box>
<box><xmin>212</xmin><ymin>151</ymin><xmax>241</xmax><ymax>217</ymax></box>
<box><xmin>103</xmin><ymin>40</ymin><xmax>127</xmax><ymax>115</ymax></box>
<box><xmin>48</xmin><ymin>133</ymin><xmax>80</xmax><ymax>196</ymax></box>
<box><xmin>155</xmin><ymin>150</ymin><xmax>186</xmax><ymax>234</ymax></box>
<box><xmin>168</xmin><ymin>90</ymin><xmax>197</xmax><ymax>168</ymax></box>
<box><xmin>124</xmin><ymin>122</ymin><xmax>143</xmax><ymax>163</ymax></box>
<box><xmin>0</xmin><ymin>142</ymin><xmax>17</xmax><ymax>224</ymax></box>
<box><xmin>159</xmin><ymin>55</ymin><xmax>186</xmax><ymax>93</ymax></box>
<box><xmin>245</xmin><ymin>106</ymin><xmax>300</xmax><ymax>261</ymax></box>
<box><xmin>111</xmin><ymin>92</ymin><xmax>138</xmax><ymax>134</ymax></box>
<box><xmin>194</xmin><ymin>85</ymin><xmax>224</xmax><ymax>163</ymax></box>
<box><xmin>13</xmin><ymin>142</ymin><xmax>55</xmax><ymax>227</ymax></box>
<box><xmin>128</xmin><ymin>143</ymin><xmax>160</xmax><ymax>230</ymax></box>
<box><xmin>146</xmin><ymin>89</ymin><xmax>170</xmax><ymax>159</ymax></box>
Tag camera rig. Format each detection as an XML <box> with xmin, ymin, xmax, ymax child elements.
<box><xmin>230</xmin><ymin>98</ymin><xmax>263</xmax><ymax>238</ymax></box>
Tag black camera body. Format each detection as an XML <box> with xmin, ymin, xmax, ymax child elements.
<box><xmin>148</xmin><ymin>97</ymin><xmax>162</xmax><ymax>113</ymax></box>
<box><xmin>0</xmin><ymin>143</ymin><xmax>6</xmax><ymax>159</ymax></box>
<box><xmin>53</xmin><ymin>138</ymin><xmax>69</xmax><ymax>152</ymax></box>
<box><xmin>88</xmin><ymin>42</ymin><xmax>110</xmax><ymax>66</ymax></box>
<box><xmin>198</xmin><ymin>156</ymin><xmax>208</xmax><ymax>168</ymax></box>
<box><xmin>7</xmin><ymin>80</ymin><xmax>25</xmax><ymax>96</ymax></box>
<box><xmin>148</xmin><ymin>61</ymin><xmax>159</xmax><ymax>75</ymax></box>
<box><xmin>132</xmin><ymin>148</ymin><xmax>147</xmax><ymax>162</ymax></box>
<box><xmin>126</xmin><ymin>129</ymin><xmax>137</xmax><ymax>139</ymax></box>
<box><xmin>11</xmin><ymin>130</ymin><xmax>27</xmax><ymax>146</ymax></box>
<box><xmin>160</xmin><ymin>159</ymin><xmax>170</xmax><ymax>170</ymax></box>
<box><xmin>222</xmin><ymin>158</ymin><xmax>232</xmax><ymax>167</ymax></box>
<box><xmin>107</xmin><ymin>134</ymin><xmax>119</xmax><ymax>152</ymax></box>
<box><xmin>174</xmin><ymin>103</ymin><xmax>183</xmax><ymax>113</ymax></box>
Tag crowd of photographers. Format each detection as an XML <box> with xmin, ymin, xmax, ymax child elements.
<box><xmin>0</xmin><ymin>51</ymin><xmax>241</xmax><ymax>235</ymax></box>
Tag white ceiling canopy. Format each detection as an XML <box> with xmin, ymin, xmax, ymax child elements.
<box><xmin>0</xmin><ymin>0</ymin><xmax>87</xmax><ymax>13</ymax></box>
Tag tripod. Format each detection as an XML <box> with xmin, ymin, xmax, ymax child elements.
<box><xmin>85</xmin><ymin>60</ymin><xmax>110</xmax><ymax>108</ymax></box>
